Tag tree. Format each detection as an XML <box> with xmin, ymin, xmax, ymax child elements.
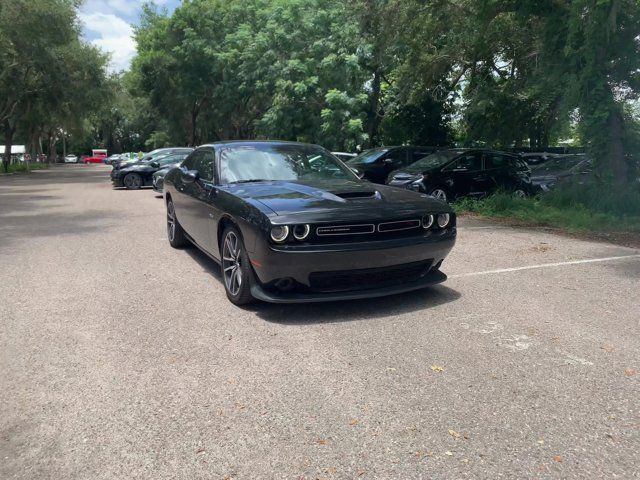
<box><xmin>0</xmin><ymin>0</ymin><xmax>110</xmax><ymax>170</ymax></box>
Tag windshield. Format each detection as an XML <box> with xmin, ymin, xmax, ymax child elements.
<box><xmin>406</xmin><ymin>150</ymin><xmax>462</xmax><ymax>172</ymax></box>
<box><xmin>346</xmin><ymin>148</ymin><xmax>388</xmax><ymax>165</ymax></box>
<box><xmin>158</xmin><ymin>154</ymin><xmax>187</xmax><ymax>166</ymax></box>
<box><xmin>532</xmin><ymin>156</ymin><xmax>585</xmax><ymax>174</ymax></box>
<box><xmin>219</xmin><ymin>144</ymin><xmax>359</xmax><ymax>183</ymax></box>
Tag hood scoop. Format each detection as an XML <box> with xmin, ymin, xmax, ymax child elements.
<box><xmin>334</xmin><ymin>190</ymin><xmax>379</xmax><ymax>200</ymax></box>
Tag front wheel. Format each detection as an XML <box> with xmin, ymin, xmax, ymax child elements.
<box><xmin>167</xmin><ymin>199</ymin><xmax>188</xmax><ymax>248</ymax></box>
<box><xmin>427</xmin><ymin>186</ymin><xmax>449</xmax><ymax>203</ymax></box>
<box><xmin>221</xmin><ymin>227</ymin><xmax>255</xmax><ymax>305</ymax></box>
<box><xmin>512</xmin><ymin>188</ymin><xmax>527</xmax><ymax>198</ymax></box>
<box><xmin>123</xmin><ymin>172</ymin><xmax>142</xmax><ymax>190</ymax></box>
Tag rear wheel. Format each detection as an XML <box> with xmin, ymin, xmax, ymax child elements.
<box><xmin>123</xmin><ymin>172</ymin><xmax>142</xmax><ymax>190</ymax></box>
<box><xmin>166</xmin><ymin>199</ymin><xmax>188</xmax><ymax>248</ymax></box>
<box><xmin>513</xmin><ymin>188</ymin><xmax>527</xmax><ymax>198</ymax></box>
<box><xmin>221</xmin><ymin>227</ymin><xmax>255</xmax><ymax>305</ymax></box>
<box><xmin>428</xmin><ymin>186</ymin><xmax>448</xmax><ymax>203</ymax></box>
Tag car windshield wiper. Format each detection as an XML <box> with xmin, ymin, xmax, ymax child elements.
<box><xmin>229</xmin><ymin>179</ymin><xmax>269</xmax><ymax>184</ymax></box>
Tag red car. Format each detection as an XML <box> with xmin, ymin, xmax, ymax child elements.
<box><xmin>83</xmin><ymin>149</ymin><xmax>108</xmax><ymax>164</ymax></box>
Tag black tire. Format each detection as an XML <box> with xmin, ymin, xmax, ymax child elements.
<box><xmin>220</xmin><ymin>226</ymin><xmax>255</xmax><ymax>305</ymax></box>
<box><xmin>166</xmin><ymin>199</ymin><xmax>189</xmax><ymax>248</ymax></box>
<box><xmin>427</xmin><ymin>186</ymin><xmax>449</xmax><ymax>203</ymax></box>
<box><xmin>123</xmin><ymin>172</ymin><xmax>142</xmax><ymax>190</ymax></box>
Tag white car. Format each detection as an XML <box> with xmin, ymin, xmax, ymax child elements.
<box><xmin>64</xmin><ymin>154</ymin><xmax>78</xmax><ymax>163</ymax></box>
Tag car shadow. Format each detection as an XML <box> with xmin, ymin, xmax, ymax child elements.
<box><xmin>185</xmin><ymin>244</ymin><xmax>222</xmax><ymax>281</ymax></box>
<box><xmin>186</xmin><ymin>244</ymin><xmax>461</xmax><ymax>324</ymax></box>
<box><xmin>251</xmin><ymin>285</ymin><xmax>461</xmax><ymax>324</ymax></box>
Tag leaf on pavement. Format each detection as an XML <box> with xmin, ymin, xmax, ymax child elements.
<box><xmin>624</xmin><ymin>368</ymin><xmax>636</xmax><ymax>377</ymax></box>
<box><xmin>553</xmin><ymin>455</ymin><xmax>562</xmax><ymax>463</ymax></box>
<box><xmin>349</xmin><ymin>419</ymin><xmax>358</xmax><ymax>426</ymax></box>
<box><xmin>448</xmin><ymin>429</ymin><xmax>461</xmax><ymax>438</ymax></box>
<box><xmin>430</xmin><ymin>365</ymin><xmax>444</xmax><ymax>373</ymax></box>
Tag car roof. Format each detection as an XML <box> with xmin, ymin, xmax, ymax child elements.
<box><xmin>198</xmin><ymin>140</ymin><xmax>326</xmax><ymax>150</ymax></box>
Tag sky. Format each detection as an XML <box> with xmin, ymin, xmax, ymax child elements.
<box><xmin>79</xmin><ymin>0</ymin><xmax>180</xmax><ymax>73</ymax></box>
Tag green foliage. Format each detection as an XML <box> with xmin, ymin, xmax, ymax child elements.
<box><xmin>0</xmin><ymin>0</ymin><xmax>110</xmax><ymax>168</ymax></box>
<box><xmin>0</xmin><ymin>162</ymin><xmax>48</xmax><ymax>175</ymax></box>
<box><xmin>455</xmin><ymin>185</ymin><xmax>640</xmax><ymax>233</ymax></box>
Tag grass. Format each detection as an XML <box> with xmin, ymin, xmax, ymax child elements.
<box><xmin>454</xmin><ymin>184</ymin><xmax>640</xmax><ymax>234</ymax></box>
<box><xmin>1</xmin><ymin>162</ymin><xmax>49</xmax><ymax>174</ymax></box>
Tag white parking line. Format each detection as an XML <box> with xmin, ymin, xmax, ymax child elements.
<box><xmin>449</xmin><ymin>254</ymin><xmax>640</xmax><ymax>278</ymax></box>
<box><xmin>458</xmin><ymin>226</ymin><xmax>509</xmax><ymax>231</ymax></box>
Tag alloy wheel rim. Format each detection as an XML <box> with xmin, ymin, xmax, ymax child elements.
<box><xmin>222</xmin><ymin>232</ymin><xmax>242</xmax><ymax>296</ymax></box>
<box><xmin>513</xmin><ymin>189</ymin><xmax>526</xmax><ymax>198</ymax></box>
<box><xmin>125</xmin><ymin>174</ymin><xmax>140</xmax><ymax>188</ymax></box>
<box><xmin>167</xmin><ymin>202</ymin><xmax>176</xmax><ymax>241</ymax></box>
<box><xmin>432</xmin><ymin>189</ymin><xmax>447</xmax><ymax>201</ymax></box>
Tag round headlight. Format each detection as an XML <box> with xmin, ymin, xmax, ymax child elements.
<box><xmin>422</xmin><ymin>214</ymin><xmax>434</xmax><ymax>229</ymax></box>
<box><xmin>437</xmin><ymin>213</ymin><xmax>450</xmax><ymax>228</ymax></box>
<box><xmin>292</xmin><ymin>224</ymin><xmax>310</xmax><ymax>241</ymax></box>
<box><xmin>270</xmin><ymin>225</ymin><xmax>289</xmax><ymax>243</ymax></box>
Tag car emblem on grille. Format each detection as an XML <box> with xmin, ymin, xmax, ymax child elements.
<box><xmin>316</xmin><ymin>224</ymin><xmax>375</xmax><ymax>236</ymax></box>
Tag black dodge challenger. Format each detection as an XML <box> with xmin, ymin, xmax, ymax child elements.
<box><xmin>163</xmin><ymin>141</ymin><xmax>457</xmax><ymax>305</ymax></box>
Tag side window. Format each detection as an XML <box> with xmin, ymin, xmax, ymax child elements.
<box><xmin>181</xmin><ymin>150</ymin><xmax>201</xmax><ymax>170</ymax></box>
<box><xmin>383</xmin><ymin>148</ymin><xmax>406</xmax><ymax>165</ymax></box>
<box><xmin>484</xmin><ymin>154</ymin><xmax>508</xmax><ymax>170</ymax></box>
<box><xmin>456</xmin><ymin>153</ymin><xmax>482</xmax><ymax>171</ymax></box>
<box><xmin>193</xmin><ymin>149</ymin><xmax>215</xmax><ymax>181</ymax></box>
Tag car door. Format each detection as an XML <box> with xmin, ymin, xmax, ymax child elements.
<box><xmin>481</xmin><ymin>152</ymin><xmax>509</xmax><ymax>194</ymax></box>
<box><xmin>171</xmin><ymin>150</ymin><xmax>202</xmax><ymax>237</ymax></box>
<box><xmin>182</xmin><ymin>147</ymin><xmax>217</xmax><ymax>251</ymax></box>
<box><xmin>446</xmin><ymin>151</ymin><xmax>483</xmax><ymax>197</ymax></box>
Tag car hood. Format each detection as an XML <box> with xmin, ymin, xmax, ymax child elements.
<box><xmin>223</xmin><ymin>179</ymin><xmax>451</xmax><ymax>221</ymax></box>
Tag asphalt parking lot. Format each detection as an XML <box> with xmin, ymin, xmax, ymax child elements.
<box><xmin>1</xmin><ymin>164</ymin><xmax>638</xmax><ymax>479</ymax></box>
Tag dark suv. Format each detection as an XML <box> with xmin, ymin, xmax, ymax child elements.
<box><xmin>387</xmin><ymin>149</ymin><xmax>533</xmax><ymax>202</ymax></box>
<box><xmin>346</xmin><ymin>146</ymin><xmax>439</xmax><ymax>184</ymax></box>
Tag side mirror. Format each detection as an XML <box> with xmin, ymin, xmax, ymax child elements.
<box><xmin>350</xmin><ymin>167</ymin><xmax>364</xmax><ymax>179</ymax></box>
<box><xmin>182</xmin><ymin>169</ymin><xmax>199</xmax><ymax>183</ymax></box>
<box><xmin>383</xmin><ymin>158</ymin><xmax>397</xmax><ymax>165</ymax></box>
<box><xmin>150</xmin><ymin>161</ymin><xmax>160</xmax><ymax>168</ymax></box>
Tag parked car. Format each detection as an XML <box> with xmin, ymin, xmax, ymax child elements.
<box><xmin>113</xmin><ymin>147</ymin><xmax>192</xmax><ymax>169</ymax></box>
<box><xmin>104</xmin><ymin>154</ymin><xmax>123</xmax><ymax>165</ymax></box>
<box><xmin>152</xmin><ymin>160</ymin><xmax>185</xmax><ymax>194</ymax></box>
<box><xmin>386</xmin><ymin>149</ymin><xmax>533</xmax><ymax>202</ymax></box>
<box><xmin>83</xmin><ymin>149</ymin><xmax>108</xmax><ymax>164</ymax></box>
<box><xmin>64</xmin><ymin>154</ymin><xmax>78</xmax><ymax>163</ymax></box>
<box><xmin>163</xmin><ymin>141</ymin><xmax>456</xmax><ymax>305</ymax></box>
<box><xmin>530</xmin><ymin>154</ymin><xmax>591</xmax><ymax>192</ymax></box>
<box><xmin>519</xmin><ymin>152</ymin><xmax>558</xmax><ymax>166</ymax></box>
<box><xmin>346</xmin><ymin>146</ymin><xmax>440</xmax><ymax>184</ymax></box>
<box><xmin>111</xmin><ymin>152</ymin><xmax>191</xmax><ymax>189</ymax></box>
<box><xmin>332</xmin><ymin>151</ymin><xmax>357</xmax><ymax>162</ymax></box>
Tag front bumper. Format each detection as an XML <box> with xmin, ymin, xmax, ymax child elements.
<box><xmin>248</xmin><ymin>228</ymin><xmax>456</xmax><ymax>302</ymax></box>
<box><xmin>250</xmin><ymin>268</ymin><xmax>448</xmax><ymax>303</ymax></box>
<box><xmin>152</xmin><ymin>176</ymin><xmax>164</xmax><ymax>193</ymax></box>
<box><xmin>111</xmin><ymin>175</ymin><xmax>124</xmax><ymax>187</ymax></box>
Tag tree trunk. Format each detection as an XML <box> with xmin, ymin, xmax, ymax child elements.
<box><xmin>366</xmin><ymin>69</ymin><xmax>382</xmax><ymax>147</ymax></box>
<box><xmin>608</xmin><ymin>105</ymin><xmax>627</xmax><ymax>187</ymax></box>
<box><xmin>189</xmin><ymin>103</ymin><xmax>199</xmax><ymax>147</ymax></box>
<box><xmin>3</xmin><ymin>121</ymin><xmax>16</xmax><ymax>173</ymax></box>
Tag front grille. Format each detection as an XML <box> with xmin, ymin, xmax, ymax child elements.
<box><xmin>316</xmin><ymin>224</ymin><xmax>375</xmax><ymax>236</ymax></box>
<box><xmin>308</xmin><ymin>260</ymin><xmax>433</xmax><ymax>293</ymax></box>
